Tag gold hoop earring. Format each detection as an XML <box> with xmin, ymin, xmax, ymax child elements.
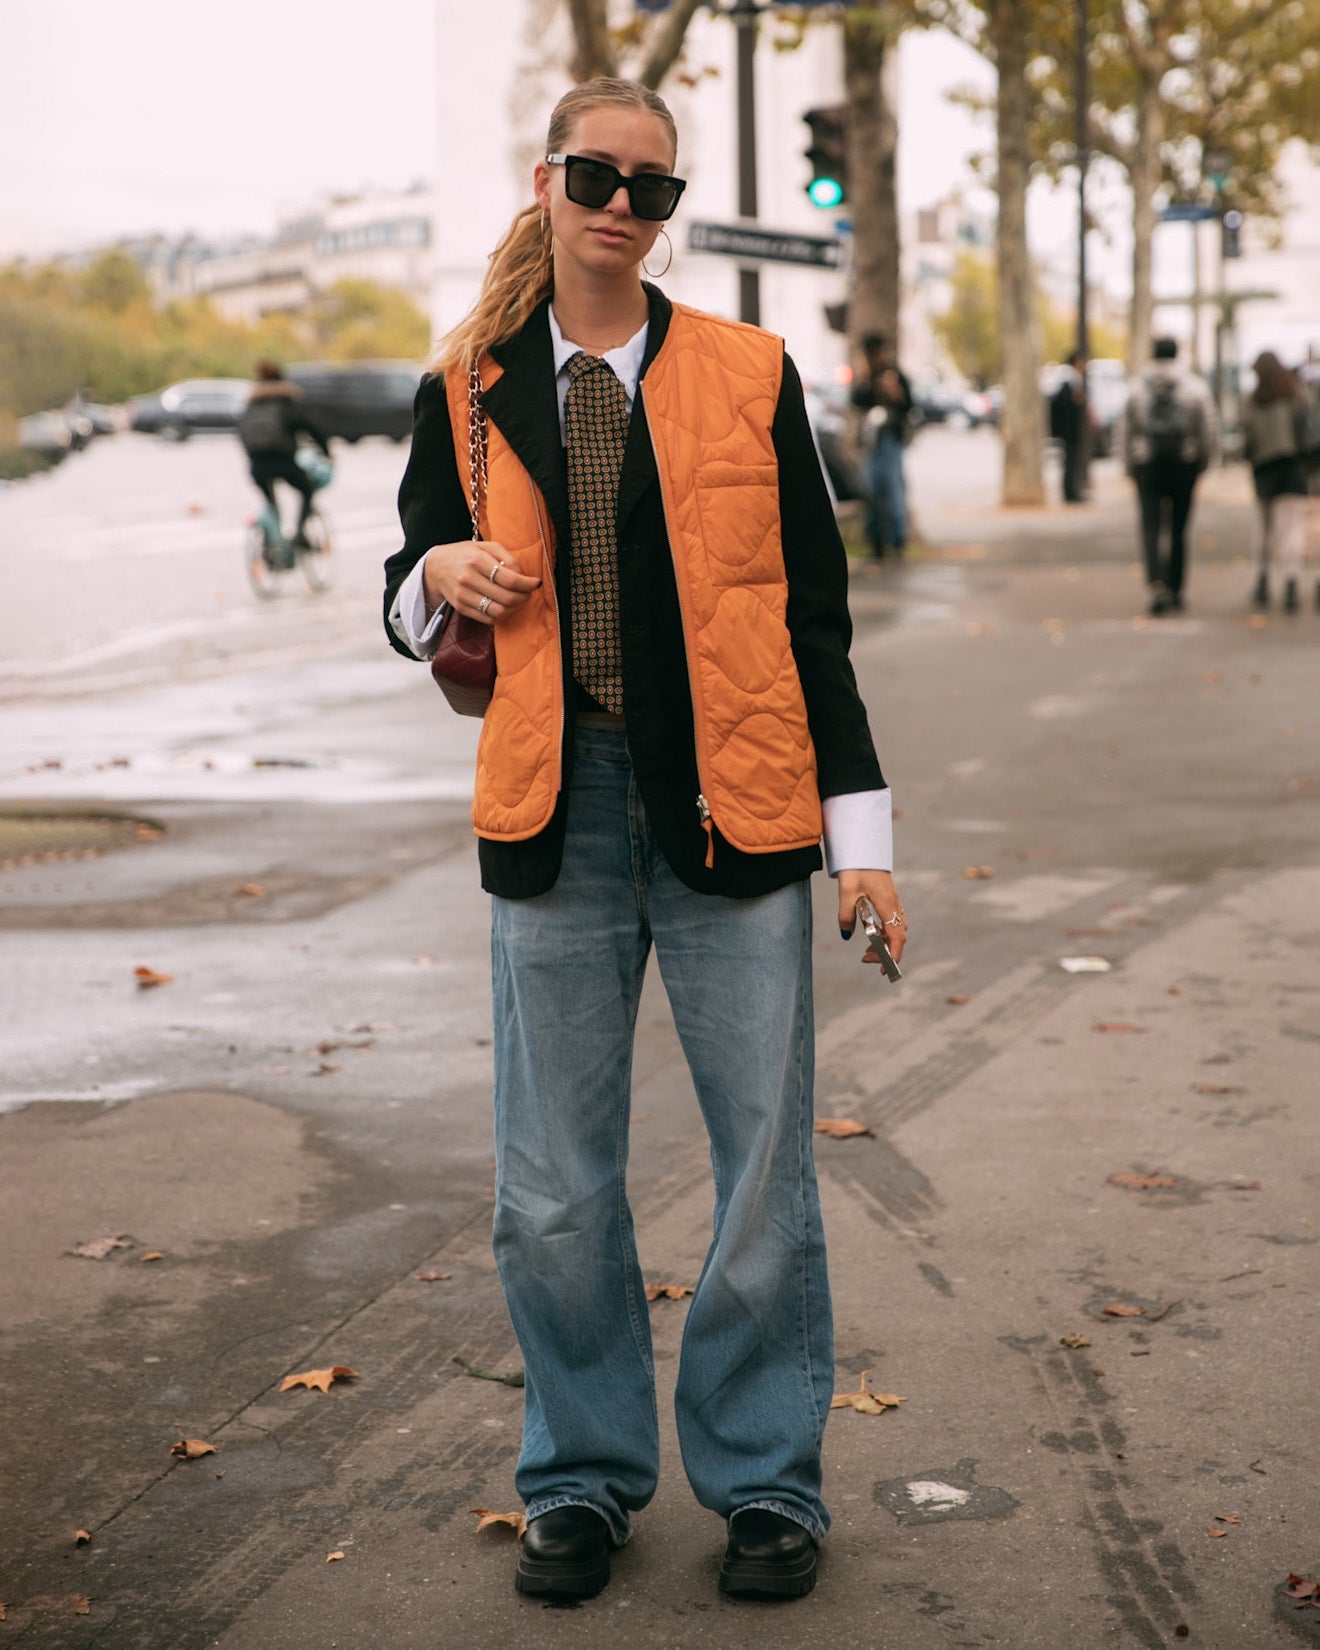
<box><xmin>642</xmin><ymin>227</ymin><xmax>673</xmax><ymax>279</ymax></box>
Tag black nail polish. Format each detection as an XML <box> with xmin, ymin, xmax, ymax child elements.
<box><xmin>840</xmin><ymin>926</ymin><xmax>852</xmax><ymax>941</ymax></box>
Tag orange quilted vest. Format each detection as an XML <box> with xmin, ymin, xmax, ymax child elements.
<box><xmin>446</xmin><ymin>304</ymin><xmax>822</xmax><ymax>858</ymax></box>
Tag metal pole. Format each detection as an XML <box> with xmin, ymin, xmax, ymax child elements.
<box><xmin>1075</xmin><ymin>0</ymin><xmax>1090</xmax><ymax>361</ymax></box>
<box><xmin>733</xmin><ymin>0</ymin><xmax>760</xmax><ymax>326</ymax></box>
<box><xmin>1189</xmin><ymin>222</ymin><xmax>1202</xmax><ymax>373</ymax></box>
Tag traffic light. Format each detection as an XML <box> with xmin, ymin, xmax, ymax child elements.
<box><xmin>1221</xmin><ymin>208</ymin><xmax>1243</xmax><ymax>259</ymax></box>
<box><xmin>803</xmin><ymin>106</ymin><xmax>848</xmax><ymax>209</ymax></box>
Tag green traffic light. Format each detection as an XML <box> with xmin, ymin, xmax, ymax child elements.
<box><xmin>807</xmin><ymin>176</ymin><xmax>845</xmax><ymax>209</ymax></box>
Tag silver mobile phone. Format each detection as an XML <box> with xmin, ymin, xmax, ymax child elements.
<box><xmin>855</xmin><ymin>894</ymin><xmax>902</xmax><ymax>982</ymax></box>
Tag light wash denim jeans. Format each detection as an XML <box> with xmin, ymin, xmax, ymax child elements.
<box><xmin>489</xmin><ymin>724</ymin><xmax>833</xmax><ymax>1547</ymax></box>
<box><xmin>864</xmin><ymin>433</ymin><xmax>908</xmax><ymax>552</ymax></box>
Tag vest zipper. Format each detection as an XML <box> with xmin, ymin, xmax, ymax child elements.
<box><xmin>642</xmin><ymin>385</ymin><xmax>717</xmax><ymax>869</ymax></box>
<box><xmin>527</xmin><ymin>473</ymin><xmax>563</xmax><ymax>797</ymax></box>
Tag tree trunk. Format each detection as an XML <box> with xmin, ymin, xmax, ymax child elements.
<box><xmin>844</xmin><ymin>15</ymin><xmax>900</xmax><ymax>355</ymax></box>
<box><xmin>638</xmin><ymin>0</ymin><xmax>704</xmax><ymax>89</ymax></box>
<box><xmin>1127</xmin><ymin>67</ymin><xmax>1164</xmax><ymax>371</ymax></box>
<box><xmin>565</xmin><ymin>0</ymin><xmax>616</xmax><ymax>81</ymax></box>
<box><xmin>992</xmin><ymin>0</ymin><xmax>1045</xmax><ymax>505</ymax></box>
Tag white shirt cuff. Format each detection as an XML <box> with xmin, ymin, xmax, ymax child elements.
<box><xmin>822</xmin><ymin>788</ymin><xmax>893</xmax><ymax>875</ymax></box>
<box><xmin>390</xmin><ymin>556</ymin><xmax>447</xmax><ymax>658</ymax></box>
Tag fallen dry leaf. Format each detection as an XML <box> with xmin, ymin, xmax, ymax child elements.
<box><xmin>645</xmin><ymin>1284</ymin><xmax>694</xmax><ymax>1302</ymax></box>
<box><xmin>309</xmin><ymin>1062</ymin><xmax>341</xmax><ymax>1077</ymax></box>
<box><xmin>68</xmin><ymin>1234</ymin><xmax>133</xmax><ymax>1261</ymax></box>
<box><xmin>1103</xmin><ymin>1303</ymin><xmax>1146</xmax><ymax>1318</ymax></box>
<box><xmin>281</xmin><ymin>1365</ymin><xmax>357</xmax><ymax>1394</ymax></box>
<box><xmin>830</xmin><ymin>1371</ymin><xmax>906</xmax><ymax>1415</ymax></box>
<box><xmin>1065</xmin><ymin>927</ymin><xmax>1113</xmax><ymax>939</ymax></box>
<box><xmin>1060</xmin><ymin>1334</ymin><xmax>1091</xmax><ymax>1349</ymax></box>
<box><xmin>963</xmin><ymin>866</ymin><xmax>995</xmax><ymax>879</ymax></box>
<box><xmin>139</xmin><ymin>1251</ymin><xmax>164</xmax><ymax>1264</ymax></box>
<box><xmin>814</xmin><ymin>1118</ymin><xmax>874</xmax><ymax>1139</ymax></box>
<box><xmin>1214</xmin><ymin>1514</ymin><xmax>1242</xmax><ymax>1525</ymax></box>
<box><xmin>317</xmin><ymin>1038</ymin><xmax>375</xmax><ymax>1055</ymax></box>
<box><xmin>414</xmin><ymin>1270</ymin><xmax>453</xmax><ymax>1283</ymax></box>
<box><xmin>1201</xmin><ymin>670</ymin><xmax>1223</xmax><ymax>686</ymax></box>
<box><xmin>133</xmin><ymin>966</ymin><xmax>173</xmax><ymax>990</ymax></box>
<box><xmin>1208</xmin><ymin>1527</ymin><xmax>1227</xmax><ymax>1538</ymax></box>
<box><xmin>946</xmin><ymin>994</ymin><xmax>972</xmax><ymax>1006</ymax></box>
<box><xmin>74</xmin><ymin>1530</ymin><xmax>91</xmax><ymax>1546</ymax></box>
<box><xmin>473</xmin><ymin>1508</ymin><xmax>527</xmax><ymax>1537</ymax></box>
<box><xmin>1192</xmin><ymin>1082</ymin><xmax>1239</xmax><ymax>1095</ymax></box>
<box><xmin>235</xmin><ymin>883</ymin><xmax>266</xmax><ymax>897</ymax></box>
<box><xmin>135</xmin><ymin>824</ymin><xmax>164</xmax><ymax>841</ymax></box>
<box><xmin>170</xmin><ymin>1439</ymin><xmax>217</xmax><ymax>1460</ymax></box>
<box><xmin>1109</xmin><ymin>1172</ymin><xmax>1178</xmax><ymax>1191</ymax></box>
<box><xmin>326</xmin><ymin>1551</ymin><xmax>345</xmax><ymax>1563</ymax></box>
<box><xmin>1285</xmin><ymin>1574</ymin><xmax>1320</xmax><ymax>1607</ymax></box>
<box><xmin>1094</xmin><ymin>1022</ymin><xmax>1146</xmax><ymax>1034</ymax></box>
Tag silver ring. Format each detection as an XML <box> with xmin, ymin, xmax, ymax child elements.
<box><xmin>884</xmin><ymin>913</ymin><xmax>905</xmax><ymax>927</ymax></box>
<box><xmin>489</xmin><ymin>562</ymin><xmax>502</xmax><ymax>585</ymax></box>
<box><xmin>477</xmin><ymin>594</ymin><xmax>492</xmax><ymax>615</ymax></box>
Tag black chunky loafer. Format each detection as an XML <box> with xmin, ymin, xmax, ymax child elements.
<box><xmin>515</xmin><ymin>1506</ymin><xmax>611</xmax><ymax>1598</ymax></box>
<box><xmin>719</xmin><ymin>1508</ymin><xmax>818</xmax><ymax>1599</ymax></box>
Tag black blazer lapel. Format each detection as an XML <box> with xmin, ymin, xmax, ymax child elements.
<box><xmin>617</xmin><ymin>283</ymin><xmax>674</xmax><ymax>535</ymax></box>
<box><xmin>484</xmin><ymin>299</ymin><xmax>570</xmax><ymax>551</ymax></box>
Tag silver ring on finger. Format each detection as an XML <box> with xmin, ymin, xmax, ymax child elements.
<box><xmin>477</xmin><ymin>594</ymin><xmax>492</xmax><ymax>615</ymax></box>
<box><xmin>489</xmin><ymin>561</ymin><xmax>503</xmax><ymax>585</ymax></box>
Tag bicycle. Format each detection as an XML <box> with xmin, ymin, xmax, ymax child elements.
<box><xmin>245</xmin><ymin>449</ymin><xmax>335</xmax><ymax>598</ymax></box>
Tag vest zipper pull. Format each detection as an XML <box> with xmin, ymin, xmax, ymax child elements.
<box><xmin>697</xmin><ymin>793</ymin><xmax>715</xmax><ymax>868</ymax></box>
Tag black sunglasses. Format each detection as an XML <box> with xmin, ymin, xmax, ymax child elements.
<box><xmin>546</xmin><ymin>153</ymin><xmax>686</xmax><ymax>222</ymax></box>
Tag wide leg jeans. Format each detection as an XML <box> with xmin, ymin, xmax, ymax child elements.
<box><xmin>489</xmin><ymin>725</ymin><xmax>833</xmax><ymax>1546</ymax></box>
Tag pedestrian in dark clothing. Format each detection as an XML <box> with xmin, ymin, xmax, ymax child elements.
<box><xmin>236</xmin><ymin>360</ymin><xmax>331</xmax><ymax>545</ymax></box>
<box><xmin>1117</xmin><ymin>337</ymin><xmax>1218</xmax><ymax>615</ymax></box>
<box><xmin>1049</xmin><ymin>351</ymin><xmax>1089</xmax><ymax>503</ymax></box>
<box><xmin>851</xmin><ymin>333</ymin><xmax>913</xmax><ymax>559</ymax></box>
<box><xmin>1241</xmin><ymin>351</ymin><xmax>1313</xmax><ymax>613</ymax></box>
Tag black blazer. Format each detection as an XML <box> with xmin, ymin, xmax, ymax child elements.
<box><xmin>384</xmin><ymin>285</ymin><xmax>884</xmax><ymax>900</ymax></box>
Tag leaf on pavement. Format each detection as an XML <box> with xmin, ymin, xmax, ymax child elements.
<box><xmin>830</xmin><ymin>1371</ymin><xmax>906</xmax><ymax>1415</ymax></box>
<box><xmin>1207</xmin><ymin>1527</ymin><xmax>1227</xmax><ymax>1538</ymax></box>
<box><xmin>1102</xmin><ymin>1303</ymin><xmax>1146</xmax><ymax>1318</ymax></box>
<box><xmin>235</xmin><ymin>883</ymin><xmax>266</xmax><ymax>897</ymax></box>
<box><xmin>68</xmin><ymin>1235</ymin><xmax>133</xmax><ymax>1261</ymax></box>
<box><xmin>280</xmin><ymin>1365</ymin><xmax>358</xmax><ymax>1394</ymax></box>
<box><xmin>170</xmin><ymin>1438</ymin><xmax>217</xmax><ymax>1459</ymax></box>
<box><xmin>946</xmin><ymin>994</ymin><xmax>972</xmax><ymax>1005</ymax></box>
<box><xmin>473</xmin><ymin>1509</ymin><xmax>527</xmax><ymax>1537</ymax></box>
<box><xmin>414</xmin><ymin>1270</ymin><xmax>453</xmax><ymax>1282</ymax></box>
<box><xmin>1094</xmin><ymin>1022</ymin><xmax>1145</xmax><ymax>1034</ymax></box>
<box><xmin>309</xmin><ymin>1062</ymin><xmax>341</xmax><ymax>1077</ymax></box>
<box><xmin>453</xmin><ymin>1356</ymin><xmax>524</xmax><ymax>1387</ymax></box>
<box><xmin>1192</xmin><ymin>1082</ymin><xmax>1239</xmax><ymax>1095</ymax></box>
<box><xmin>1285</xmin><ymin>1574</ymin><xmax>1320</xmax><ymax>1605</ymax></box>
<box><xmin>963</xmin><ymin>866</ymin><xmax>995</xmax><ymax>879</ymax></box>
<box><xmin>814</xmin><ymin>1118</ymin><xmax>874</xmax><ymax>1139</ymax></box>
<box><xmin>1214</xmin><ymin>1514</ymin><xmax>1242</xmax><ymax>1525</ymax></box>
<box><xmin>1060</xmin><ymin>1334</ymin><xmax>1091</xmax><ymax>1349</ymax></box>
<box><xmin>133</xmin><ymin>966</ymin><xmax>173</xmax><ymax>989</ymax></box>
<box><xmin>74</xmin><ymin>1530</ymin><xmax>91</xmax><ymax>1546</ymax></box>
<box><xmin>645</xmin><ymin>1284</ymin><xmax>694</xmax><ymax>1301</ymax></box>
<box><xmin>139</xmin><ymin>1251</ymin><xmax>164</xmax><ymax>1263</ymax></box>
<box><xmin>1109</xmin><ymin>1172</ymin><xmax>1178</xmax><ymax>1191</ymax></box>
<box><xmin>326</xmin><ymin>1551</ymin><xmax>345</xmax><ymax>1562</ymax></box>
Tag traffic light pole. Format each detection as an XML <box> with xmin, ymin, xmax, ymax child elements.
<box><xmin>732</xmin><ymin>0</ymin><xmax>761</xmax><ymax>326</ymax></box>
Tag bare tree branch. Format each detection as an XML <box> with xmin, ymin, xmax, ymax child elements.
<box><xmin>637</xmin><ymin>0</ymin><xmax>704</xmax><ymax>89</ymax></box>
<box><xmin>565</xmin><ymin>0</ymin><xmax>617</xmax><ymax>81</ymax></box>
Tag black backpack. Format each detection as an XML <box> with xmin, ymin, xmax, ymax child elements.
<box><xmin>1146</xmin><ymin>379</ymin><xmax>1189</xmax><ymax>463</ymax></box>
<box><xmin>237</xmin><ymin>396</ymin><xmax>289</xmax><ymax>457</ymax></box>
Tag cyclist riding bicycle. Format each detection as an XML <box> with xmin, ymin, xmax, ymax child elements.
<box><xmin>236</xmin><ymin>360</ymin><xmax>331</xmax><ymax>548</ymax></box>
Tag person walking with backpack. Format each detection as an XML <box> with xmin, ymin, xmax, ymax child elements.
<box><xmin>1241</xmin><ymin>351</ymin><xmax>1313</xmax><ymax>613</ymax></box>
<box><xmin>1119</xmin><ymin>337</ymin><xmax>1218</xmax><ymax>615</ymax></box>
<box><xmin>236</xmin><ymin>360</ymin><xmax>331</xmax><ymax>548</ymax></box>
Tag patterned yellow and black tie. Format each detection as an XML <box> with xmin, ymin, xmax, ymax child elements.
<box><xmin>564</xmin><ymin>351</ymin><xmax>629</xmax><ymax>715</ymax></box>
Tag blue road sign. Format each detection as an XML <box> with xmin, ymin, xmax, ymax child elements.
<box><xmin>1160</xmin><ymin>203</ymin><xmax>1219</xmax><ymax>223</ymax></box>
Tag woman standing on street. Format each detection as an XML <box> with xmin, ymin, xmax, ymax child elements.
<box><xmin>383</xmin><ymin>76</ymin><xmax>904</xmax><ymax>1604</ymax></box>
<box><xmin>1243</xmin><ymin>351</ymin><xmax>1313</xmax><ymax>612</ymax></box>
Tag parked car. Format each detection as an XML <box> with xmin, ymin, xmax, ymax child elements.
<box><xmin>909</xmin><ymin>380</ymin><xmax>965</xmax><ymax>430</ymax></box>
<box><xmin>128</xmin><ymin>379</ymin><xmax>249</xmax><ymax>440</ymax></box>
<box><xmin>961</xmin><ymin>386</ymin><xmax>1001</xmax><ymax>428</ymax></box>
<box><xmin>286</xmin><ymin>360</ymin><xmax>423</xmax><ymax>443</ymax></box>
<box><xmin>18</xmin><ymin>410</ymin><xmax>75</xmax><ymax>462</ymax></box>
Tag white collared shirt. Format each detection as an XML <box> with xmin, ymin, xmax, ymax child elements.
<box><xmin>388</xmin><ymin>308</ymin><xmax>894</xmax><ymax>874</ymax></box>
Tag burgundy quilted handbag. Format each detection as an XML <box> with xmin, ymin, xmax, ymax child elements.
<box><xmin>430</xmin><ymin>364</ymin><xmax>496</xmax><ymax>717</ymax></box>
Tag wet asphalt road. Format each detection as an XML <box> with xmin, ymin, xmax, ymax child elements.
<box><xmin>2</xmin><ymin>431</ymin><xmax>1320</xmax><ymax>1648</ymax></box>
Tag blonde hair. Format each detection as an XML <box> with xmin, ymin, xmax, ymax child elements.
<box><xmin>432</xmin><ymin>78</ymin><xmax>678</xmax><ymax>375</ymax></box>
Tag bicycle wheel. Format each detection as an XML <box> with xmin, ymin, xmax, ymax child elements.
<box><xmin>245</xmin><ymin>522</ymin><xmax>281</xmax><ymax>600</ymax></box>
<box><xmin>298</xmin><ymin>510</ymin><xmax>334</xmax><ymax>593</ymax></box>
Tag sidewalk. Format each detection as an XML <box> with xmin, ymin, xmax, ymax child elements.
<box><xmin>3</xmin><ymin>472</ymin><xmax>1319</xmax><ymax>1648</ymax></box>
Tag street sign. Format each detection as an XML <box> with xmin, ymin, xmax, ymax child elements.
<box><xmin>1160</xmin><ymin>203</ymin><xmax>1219</xmax><ymax>223</ymax></box>
<box><xmin>687</xmin><ymin>220</ymin><xmax>845</xmax><ymax>269</ymax></box>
